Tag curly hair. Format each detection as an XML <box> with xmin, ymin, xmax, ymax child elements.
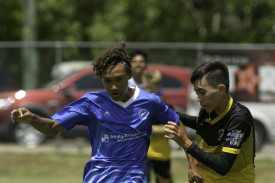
<box><xmin>93</xmin><ymin>42</ymin><xmax>132</xmax><ymax>76</ymax></box>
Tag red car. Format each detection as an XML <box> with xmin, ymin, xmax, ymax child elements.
<box><xmin>0</xmin><ymin>64</ymin><xmax>192</xmax><ymax>146</ymax></box>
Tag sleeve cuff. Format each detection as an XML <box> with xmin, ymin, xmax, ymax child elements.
<box><xmin>186</xmin><ymin>142</ymin><xmax>197</xmax><ymax>154</ymax></box>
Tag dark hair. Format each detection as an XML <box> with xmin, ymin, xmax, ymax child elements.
<box><xmin>93</xmin><ymin>42</ymin><xmax>132</xmax><ymax>76</ymax></box>
<box><xmin>190</xmin><ymin>61</ymin><xmax>230</xmax><ymax>93</ymax></box>
<box><xmin>129</xmin><ymin>50</ymin><xmax>148</xmax><ymax>63</ymax></box>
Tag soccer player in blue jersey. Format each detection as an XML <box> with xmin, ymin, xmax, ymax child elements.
<box><xmin>11</xmin><ymin>43</ymin><xmax>203</xmax><ymax>183</ymax></box>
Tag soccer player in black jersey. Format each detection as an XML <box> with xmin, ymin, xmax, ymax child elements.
<box><xmin>165</xmin><ymin>61</ymin><xmax>255</xmax><ymax>183</ymax></box>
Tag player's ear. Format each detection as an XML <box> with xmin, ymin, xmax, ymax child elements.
<box><xmin>218</xmin><ymin>84</ymin><xmax>226</xmax><ymax>95</ymax></box>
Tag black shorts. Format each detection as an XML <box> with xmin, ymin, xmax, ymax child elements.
<box><xmin>147</xmin><ymin>158</ymin><xmax>171</xmax><ymax>179</ymax></box>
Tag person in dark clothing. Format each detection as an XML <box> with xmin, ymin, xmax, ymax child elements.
<box><xmin>165</xmin><ymin>61</ymin><xmax>255</xmax><ymax>183</ymax></box>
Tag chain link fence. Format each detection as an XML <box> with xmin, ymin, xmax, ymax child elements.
<box><xmin>0</xmin><ymin>42</ymin><xmax>204</xmax><ymax>90</ymax></box>
<box><xmin>1</xmin><ymin>41</ymin><xmax>274</xmax><ymax>89</ymax></box>
<box><xmin>0</xmin><ymin>41</ymin><xmax>275</xmax><ymax>148</ymax></box>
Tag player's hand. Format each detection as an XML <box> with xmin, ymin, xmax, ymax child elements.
<box><xmin>164</xmin><ymin>121</ymin><xmax>184</xmax><ymax>146</ymax></box>
<box><xmin>164</xmin><ymin>121</ymin><xmax>192</xmax><ymax>150</ymax></box>
<box><xmin>11</xmin><ymin>107</ymin><xmax>34</xmax><ymax>124</ymax></box>
<box><xmin>189</xmin><ymin>175</ymin><xmax>204</xmax><ymax>183</ymax></box>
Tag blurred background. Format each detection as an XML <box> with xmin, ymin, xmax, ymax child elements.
<box><xmin>0</xmin><ymin>0</ymin><xmax>275</xmax><ymax>183</ymax></box>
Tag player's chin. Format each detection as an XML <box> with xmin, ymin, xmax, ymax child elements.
<box><xmin>205</xmin><ymin>108</ymin><xmax>213</xmax><ymax>113</ymax></box>
<box><xmin>110</xmin><ymin>95</ymin><xmax>121</xmax><ymax>101</ymax></box>
<box><xmin>134</xmin><ymin>68</ymin><xmax>143</xmax><ymax>73</ymax></box>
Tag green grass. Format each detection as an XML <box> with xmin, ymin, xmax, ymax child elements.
<box><xmin>0</xmin><ymin>152</ymin><xmax>274</xmax><ymax>183</ymax></box>
<box><xmin>0</xmin><ymin>153</ymin><xmax>88</xmax><ymax>183</ymax></box>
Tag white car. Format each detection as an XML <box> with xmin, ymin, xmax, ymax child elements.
<box><xmin>51</xmin><ymin>61</ymin><xmax>92</xmax><ymax>79</ymax></box>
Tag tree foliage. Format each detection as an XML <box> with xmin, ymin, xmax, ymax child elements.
<box><xmin>0</xmin><ymin>0</ymin><xmax>274</xmax><ymax>88</ymax></box>
<box><xmin>0</xmin><ymin>0</ymin><xmax>274</xmax><ymax>43</ymax></box>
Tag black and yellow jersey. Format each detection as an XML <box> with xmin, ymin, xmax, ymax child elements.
<box><xmin>179</xmin><ymin>97</ymin><xmax>255</xmax><ymax>183</ymax></box>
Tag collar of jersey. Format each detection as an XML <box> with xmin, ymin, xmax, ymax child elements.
<box><xmin>110</xmin><ymin>85</ymin><xmax>140</xmax><ymax>108</ymax></box>
<box><xmin>205</xmin><ymin>96</ymin><xmax>233</xmax><ymax>125</ymax></box>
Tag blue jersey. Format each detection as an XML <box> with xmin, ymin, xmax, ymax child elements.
<box><xmin>52</xmin><ymin>86</ymin><xmax>179</xmax><ymax>183</ymax></box>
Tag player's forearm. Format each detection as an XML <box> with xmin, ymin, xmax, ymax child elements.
<box><xmin>187</xmin><ymin>143</ymin><xmax>237</xmax><ymax>175</ymax></box>
<box><xmin>29</xmin><ymin>115</ymin><xmax>64</xmax><ymax>137</ymax></box>
<box><xmin>186</xmin><ymin>153</ymin><xmax>198</xmax><ymax>169</ymax></box>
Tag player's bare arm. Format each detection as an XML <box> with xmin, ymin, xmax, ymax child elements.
<box><xmin>11</xmin><ymin>107</ymin><xmax>64</xmax><ymax>137</ymax></box>
<box><xmin>152</xmin><ymin>125</ymin><xmax>166</xmax><ymax>134</ymax></box>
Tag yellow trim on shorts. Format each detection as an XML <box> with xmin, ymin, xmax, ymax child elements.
<box><xmin>222</xmin><ymin>147</ymin><xmax>240</xmax><ymax>154</ymax></box>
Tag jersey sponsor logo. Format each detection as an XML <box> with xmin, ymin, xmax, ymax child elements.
<box><xmin>139</xmin><ymin>109</ymin><xmax>149</xmax><ymax>120</ymax></box>
<box><xmin>102</xmin><ymin>134</ymin><xmax>109</xmax><ymax>142</ymax></box>
<box><xmin>101</xmin><ymin>133</ymin><xmax>146</xmax><ymax>143</ymax></box>
<box><xmin>226</xmin><ymin>129</ymin><xmax>244</xmax><ymax>146</ymax></box>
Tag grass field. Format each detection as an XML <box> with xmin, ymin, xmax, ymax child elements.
<box><xmin>0</xmin><ymin>152</ymin><xmax>274</xmax><ymax>183</ymax></box>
